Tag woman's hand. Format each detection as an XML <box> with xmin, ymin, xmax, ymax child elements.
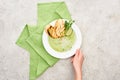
<box><xmin>71</xmin><ymin>49</ymin><xmax>84</xmax><ymax>80</ymax></box>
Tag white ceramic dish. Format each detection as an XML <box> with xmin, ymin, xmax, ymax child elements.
<box><xmin>42</xmin><ymin>19</ymin><xmax>82</xmax><ymax>59</ymax></box>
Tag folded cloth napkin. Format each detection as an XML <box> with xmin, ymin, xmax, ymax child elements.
<box><xmin>16</xmin><ymin>2</ymin><xmax>71</xmax><ymax>80</ymax></box>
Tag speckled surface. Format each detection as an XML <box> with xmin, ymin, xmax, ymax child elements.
<box><xmin>0</xmin><ymin>0</ymin><xmax>120</xmax><ymax>80</ymax></box>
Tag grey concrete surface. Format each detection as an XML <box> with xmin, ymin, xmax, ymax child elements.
<box><xmin>0</xmin><ymin>0</ymin><xmax>120</xmax><ymax>80</ymax></box>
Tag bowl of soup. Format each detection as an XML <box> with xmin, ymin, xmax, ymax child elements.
<box><xmin>42</xmin><ymin>19</ymin><xmax>82</xmax><ymax>59</ymax></box>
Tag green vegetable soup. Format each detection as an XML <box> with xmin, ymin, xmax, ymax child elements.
<box><xmin>48</xmin><ymin>30</ymin><xmax>76</xmax><ymax>52</ymax></box>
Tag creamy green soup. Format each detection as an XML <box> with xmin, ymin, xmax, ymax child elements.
<box><xmin>48</xmin><ymin>31</ymin><xmax>76</xmax><ymax>52</ymax></box>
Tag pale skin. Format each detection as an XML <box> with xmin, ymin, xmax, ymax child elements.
<box><xmin>71</xmin><ymin>49</ymin><xmax>84</xmax><ymax>80</ymax></box>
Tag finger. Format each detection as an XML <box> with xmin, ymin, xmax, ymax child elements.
<box><xmin>77</xmin><ymin>49</ymin><xmax>80</xmax><ymax>59</ymax></box>
<box><xmin>71</xmin><ymin>51</ymin><xmax>76</xmax><ymax>62</ymax></box>
<box><xmin>77</xmin><ymin>49</ymin><xmax>80</xmax><ymax>55</ymax></box>
<box><xmin>80</xmin><ymin>50</ymin><xmax>84</xmax><ymax>56</ymax></box>
<box><xmin>75</xmin><ymin>49</ymin><xmax>79</xmax><ymax>57</ymax></box>
<box><xmin>72</xmin><ymin>49</ymin><xmax>79</xmax><ymax>60</ymax></box>
<box><xmin>70</xmin><ymin>57</ymin><xmax>74</xmax><ymax>62</ymax></box>
<box><xmin>80</xmin><ymin>50</ymin><xmax>84</xmax><ymax>57</ymax></box>
<box><xmin>78</xmin><ymin>49</ymin><xmax>83</xmax><ymax>59</ymax></box>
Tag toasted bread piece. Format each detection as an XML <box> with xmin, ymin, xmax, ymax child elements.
<box><xmin>46</xmin><ymin>19</ymin><xmax>65</xmax><ymax>38</ymax></box>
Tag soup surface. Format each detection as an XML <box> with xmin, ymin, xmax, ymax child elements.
<box><xmin>48</xmin><ymin>31</ymin><xmax>76</xmax><ymax>52</ymax></box>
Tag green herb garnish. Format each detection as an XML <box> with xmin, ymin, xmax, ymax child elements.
<box><xmin>65</xmin><ymin>20</ymin><xmax>75</xmax><ymax>31</ymax></box>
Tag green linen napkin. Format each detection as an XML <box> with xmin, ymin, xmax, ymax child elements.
<box><xmin>16</xmin><ymin>2</ymin><xmax>71</xmax><ymax>80</ymax></box>
<box><xmin>16</xmin><ymin>25</ymin><xmax>50</xmax><ymax>80</ymax></box>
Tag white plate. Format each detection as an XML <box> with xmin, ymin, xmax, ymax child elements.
<box><xmin>42</xmin><ymin>19</ymin><xmax>82</xmax><ymax>59</ymax></box>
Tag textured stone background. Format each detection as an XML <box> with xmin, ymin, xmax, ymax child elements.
<box><xmin>0</xmin><ymin>0</ymin><xmax>120</xmax><ymax>80</ymax></box>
